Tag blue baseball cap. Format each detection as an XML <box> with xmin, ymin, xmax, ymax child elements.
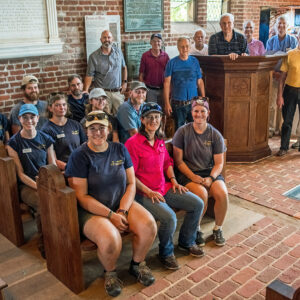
<box><xmin>18</xmin><ymin>104</ymin><xmax>39</xmax><ymax>116</ymax></box>
<box><xmin>141</xmin><ymin>102</ymin><xmax>163</xmax><ymax>117</ymax></box>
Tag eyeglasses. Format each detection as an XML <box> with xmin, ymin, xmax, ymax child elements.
<box><xmin>86</xmin><ymin>113</ymin><xmax>108</xmax><ymax>122</ymax></box>
<box><xmin>88</xmin><ymin>126</ymin><xmax>107</xmax><ymax>133</ymax></box>
<box><xmin>142</xmin><ymin>102</ymin><xmax>163</xmax><ymax>116</ymax></box>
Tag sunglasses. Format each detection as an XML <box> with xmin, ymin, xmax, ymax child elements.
<box><xmin>86</xmin><ymin>113</ymin><xmax>108</xmax><ymax>122</ymax></box>
<box><xmin>192</xmin><ymin>97</ymin><xmax>209</xmax><ymax>103</ymax></box>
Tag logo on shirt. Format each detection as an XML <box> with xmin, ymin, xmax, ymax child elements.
<box><xmin>111</xmin><ymin>160</ymin><xmax>124</xmax><ymax>166</ymax></box>
<box><xmin>57</xmin><ymin>133</ymin><xmax>65</xmax><ymax>139</ymax></box>
<box><xmin>72</xmin><ymin>130</ymin><xmax>79</xmax><ymax>135</ymax></box>
<box><xmin>204</xmin><ymin>140</ymin><xmax>212</xmax><ymax>147</ymax></box>
<box><xmin>37</xmin><ymin>144</ymin><xmax>46</xmax><ymax>150</ymax></box>
<box><xmin>22</xmin><ymin>148</ymin><xmax>32</xmax><ymax>154</ymax></box>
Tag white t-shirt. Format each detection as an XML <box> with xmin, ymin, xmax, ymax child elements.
<box><xmin>190</xmin><ymin>44</ymin><xmax>208</xmax><ymax>56</ymax></box>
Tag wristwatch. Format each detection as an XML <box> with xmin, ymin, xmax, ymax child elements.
<box><xmin>117</xmin><ymin>209</ymin><xmax>128</xmax><ymax>217</ymax></box>
<box><xmin>122</xmin><ymin>80</ymin><xmax>128</xmax><ymax>83</ymax></box>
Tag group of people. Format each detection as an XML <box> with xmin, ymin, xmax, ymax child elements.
<box><xmin>0</xmin><ymin>11</ymin><xmax>299</xmax><ymax>298</ymax></box>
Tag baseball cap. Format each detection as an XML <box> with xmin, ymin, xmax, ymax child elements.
<box><xmin>191</xmin><ymin>97</ymin><xmax>210</xmax><ymax>110</ymax></box>
<box><xmin>130</xmin><ymin>81</ymin><xmax>149</xmax><ymax>91</ymax></box>
<box><xmin>150</xmin><ymin>33</ymin><xmax>162</xmax><ymax>40</ymax></box>
<box><xmin>18</xmin><ymin>104</ymin><xmax>39</xmax><ymax>116</ymax></box>
<box><xmin>89</xmin><ymin>88</ymin><xmax>108</xmax><ymax>100</ymax></box>
<box><xmin>21</xmin><ymin>75</ymin><xmax>39</xmax><ymax>87</ymax></box>
<box><xmin>141</xmin><ymin>102</ymin><xmax>163</xmax><ymax>117</ymax></box>
<box><xmin>85</xmin><ymin>110</ymin><xmax>109</xmax><ymax>128</ymax></box>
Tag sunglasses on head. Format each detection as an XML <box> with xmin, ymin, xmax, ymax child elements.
<box><xmin>192</xmin><ymin>96</ymin><xmax>209</xmax><ymax>103</ymax></box>
<box><xmin>142</xmin><ymin>103</ymin><xmax>162</xmax><ymax>114</ymax></box>
<box><xmin>86</xmin><ymin>113</ymin><xmax>108</xmax><ymax>122</ymax></box>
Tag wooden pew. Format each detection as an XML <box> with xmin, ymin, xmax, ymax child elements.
<box><xmin>0</xmin><ymin>142</ymin><xmax>24</xmax><ymax>246</ymax></box>
<box><xmin>37</xmin><ymin>164</ymin><xmax>85</xmax><ymax>294</ymax></box>
<box><xmin>266</xmin><ymin>279</ymin><xmax>300</xmax><ymax>300</ymax></box>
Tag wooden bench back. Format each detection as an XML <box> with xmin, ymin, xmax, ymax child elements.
<box><xmin>37</xmin><ymin>164</ymin><xmax>84</xmax><ymax>294</ymax></box>
<box><xmin>0</xmin><ymin>142</ymin><xmax>24</xmax><ymax>246</ymax></box>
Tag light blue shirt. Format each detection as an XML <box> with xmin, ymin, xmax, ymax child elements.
<box><xmin>266</xmin><ymin>34</ymin><xmax>298</xmax><ymax>52</ymax></box>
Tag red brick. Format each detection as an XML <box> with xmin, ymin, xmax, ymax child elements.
<box><xmin>127</xmin><ymin>293</ymin><xmax>147</xmax><ymax>300</ymax></box>
<box><xmin>188</xmin><ymin>266</ymin><xmax>215</xmax><ymax>283</ymax></box>
<box><xmin>190</xmin><ymin>279</ymin><xmax>217</xmax><ymax>298</ymax></box>
<box><xmin>165</xmin><ymin>279</ymin><xmax>193</xmax><ymax>298</ymax></box>
<box><xmin>224</xmin><ymin>294</ymin><xmax>244</xmax><ymax>300</ymax></box>
<box><xmin>226</xmin><ymin>234</ymin><xmax>247</xmax><ymax>247</ymax></box>
<box><xmin>236</xmin><ymin>279</ymin><xmax>264</xmax><ymax>298</ymax></box>
<box><xmin>279</xmin><ymin>267</ymin><xmax>300</xmax><ymax>284</ymax></box>
<box><xmin>186</xmin><ymin>255</ymin><xmax>211</xmax><ymax>270</ymax></box>
<box><xmin>230</xmin><ymin>254</ymin><xmax>254</xmax><ymax>270</ymax></box>
<box><xmin>289</xmin><ymin>245</ymin><xmax>300</xmax><ymax>258</ymax></box>
<box><xmin>152</xmin><ymin>294</ymin><xmax>170</xmax><ymax>300</ymax></box>
<box><xmin>283</xmin><ymin>234</ymin><xmax>300</xmax><ymax>247</ymax></box>
<box><xmin>207</xmin><ymin>245</ymin><xmax>231</xmax><ymax>258</ymax></box>
<box><xmin>165</xmin><ymin>266</ymin><xmax>193</xmax><ymax>283</ymax></box>
<box><xmin>272</xmin><ymin>254</ymin><xmax>297</xmax><ymax>270</ymax></box>
<box><xmin>251</xmin><ymin>294</ymin><xmax>265</xmax><ymax>300</ymax></box>
<box><xmin>175</xmin><ymin>293</ymin><xmax>195</xmax><ymax>300</ymax></box>
<box><xmin>141</xmin><ymin>279</ymin><xmax>170</xmax><ymax>297</ymax></box>
<box><xmin>259</xmin><ymin>225</ymin><xmax>279</xmax><ymax>236</ymax></box>
<box><xmin>210</xmin><ymin>266</ymin><xmax>237</xmax><ymax>283</ymax></box>
<box><xmin>226</xmin><ymin>244</ymin><xmax>249</xmax><ymax>258</ymax></box>
<box><xmin>243</xmin><ymin>234</ymin><xmax>265</xmax><ymax>247</ymax></box>
<box><xmin>232</xmin><ymin>267</ymin><xmax>257</xmax><ymax>284</ymax></box>
<box><xmin>267</xmin><ymin>244</ymin><xmax>290</xmax><ymax>259</ymax></box>
<box><xmin>247</xmin><ymin>243</ymin><xmax>271</xmax><ymax>258</ymax></box>
<box><xmin>256</xmin><ymin>266</ymin><xmax>281</xmax><ymax>283</ymax></box>
<box><xmin>207</xmin><ymin>254</ymin><xmax>233</xmax><ymax>270</ymax></box>
<box><xmin>212</xmin><ymin>280</ymin><xmax>239</xmax><ymax>298</ymax></box>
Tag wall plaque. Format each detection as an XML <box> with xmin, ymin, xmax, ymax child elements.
<box><xmin>125</xmin><ymin>41</ymin><xmax>151</xmax><ymax>80</ymax></box>
<box><xmin>124</xmin><ymin>0</ymin><xmax>164</xmax><ymax>32</ymax></box>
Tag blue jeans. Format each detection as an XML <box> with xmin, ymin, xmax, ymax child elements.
<box><xmin>172</xmin><ymin>104</ymin><xmax>193</xmax><ymax>129</ymax></box>
<box><xmin>135</xmin><ymin>189</ymin><xmax>203</xmax><ymax>257</ymax></box>
<box><xmin>281</xmin><ymin>85</ymin><xmax>300</xmax><ymax>150</ymax></box>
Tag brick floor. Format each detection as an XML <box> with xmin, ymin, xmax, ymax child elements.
<box><xmin>128</xmin><ymin>217</ymin><xmax>300</xmax><ymax>299</ymax></box>
<box><xmin>226</xmin><ymin>137</ymin><xmax>300</xmax><ymax>219</ymax></box>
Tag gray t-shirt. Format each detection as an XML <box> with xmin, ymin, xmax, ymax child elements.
<box><xmin>86</xmin><ymin>45</ymin><xmax>126</xmax><ymax>89</ymax></box>
<box><xmin>172</xmin><ymin>123</ymin><xmax>226</xmax><ymax>171</ymax></box>
<box><xmin>9</xmin><ymin>100</ymin><xmax>48</xmax><ymax>130</ymax></box>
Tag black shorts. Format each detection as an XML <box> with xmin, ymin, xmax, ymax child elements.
<box><xmin>176</xmin><ymin>168</ymin><xmax>225</xmax><ymax>186</ymax></box>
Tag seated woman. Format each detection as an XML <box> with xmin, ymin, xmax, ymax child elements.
<box><xmin>125</xmin><ymin>102</ymin><xmax>204</xmax><ymax>271</ymax></box>
<box><xmin>81</xmin><ymin>88</ymin><xmax>119</xmax><ymax>142</ymax></box>
<box><xmin>172</xmin><ymin>98</ymin><xmax>228</xmax><ymax>247</ymax></box>
<box><xmin>65</xmin><ymin>110</ymin><xmax>156</xmax><ymax>297</ymax></box>
<box><xmin>41</xmin><ymin>93</ymin><xmax>86</xmax><ymax>171</ymax></box>
<box><xmin>7</xmin><ymin>104</ymin><xmax>56</xmax><ymax>257</ymax></box>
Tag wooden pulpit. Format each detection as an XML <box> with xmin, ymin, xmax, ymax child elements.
<box><xmin>196</xmin><ymin>55</ymin><xmax>285</xmax><ymax>162</ymax></box>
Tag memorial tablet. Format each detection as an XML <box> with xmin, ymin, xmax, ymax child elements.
<box><xmin>124</xmin><ymin>0</ymin><xmax>163</xmax><ymax>32</ymax></box>
<box><xmin>125</xmin><ymin>41</ymin><xmax>151</xmax><ymax>80</ymax></box>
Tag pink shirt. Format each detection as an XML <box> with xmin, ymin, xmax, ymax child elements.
<box><xmin>125</xmin><ymin>133</ymin><xmax>173</xmax><ymax>196</ymax></box>
<box><xmin>248</xmin><ymin>39</ymin><xmax>265</xmax><ymax>56</ymax></box>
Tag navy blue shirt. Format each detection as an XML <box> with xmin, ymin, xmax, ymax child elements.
<box><xmin>8</xmin><ymin>131</ymin><xmax>54</xmax><ymax>180</ymax></box>
<box><xmin>0</xmin><ymin>113</ymin><xmax>9</xmax><ymax>142</ymax></box>
<box><xmin>41</xmin><ymin>119</ymin><xmax>87</xmax><ymax>163</ymax></box>
<box><xmin>65</xmin><ymin>142</ymin><xmax>133</xmax><ymax>211</ymax></box>
<box><xmin>68</xmin><ymin>93</ymin><xmax>89</xmax><ymax>122</ymax></box>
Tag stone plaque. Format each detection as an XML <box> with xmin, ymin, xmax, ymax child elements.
<box><xmin>125</xmin><ymin>41</ymin><xmax>151</xmax><ymax>80</ymax></box>
<box><xmin>124</xmin><ymin>0</ymin><xmax>163</xmax><ymax>32</ymax></box>
<box><xmin>85</xmin><ymin>15</ymin><xmax>121</xmax><ymax>61</ymax></box>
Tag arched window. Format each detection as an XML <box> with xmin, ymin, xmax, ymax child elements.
<box><xmin>171</xmin><ymin>0</ymin><xmax>196</xmax><ymax>22</ymax></box>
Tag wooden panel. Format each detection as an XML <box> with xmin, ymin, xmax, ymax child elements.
<box><xmin>37</xmin><ymin>165</ymin><xmax>84</xmax><ymax>294</ymax></box>
<box><xmin>257</xmin><ymin>71</ymin><xmax>270</xmax><ymax>96</ymax></box>
<box><xmin>229</xmin><ymin>77</ymin><xmax>251</xmax><ymax>97</ymax></box>
<box><xmin>0</xmin><ymin>143</ymin><xmax>24</xmax><ymax>246</ymax></box>
<box><xmin>255</xmin><ymin>98</ymin><xmax>269</xmax><ymax>145</ymax></box>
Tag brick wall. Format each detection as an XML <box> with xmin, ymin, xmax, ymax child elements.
<box><xmin>0</xmin><ymin>0</ymin><xmax>298</xmax><ymax>115</ymax></box>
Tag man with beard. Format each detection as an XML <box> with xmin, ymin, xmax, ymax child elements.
<box><xmin>84</xmin><ymin>30</ymin><xmax>128</xmax><ymax>116</ymax></box>
<box><xmin>117</xmin><ymin>81</ymin><xmax>148</xmax><ymax>143</ymax></box>
<box><xmin>10</xmin><ymin>75</ymin><xmax>48</xmax><ymax>134</ymax></box>
<box><xmin>67</xmin><ymin>74</ymin><xmax>89</xmax><ymax>122</ymax></box>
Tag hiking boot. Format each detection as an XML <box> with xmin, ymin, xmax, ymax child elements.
<box><xmin>195</xmin><ymin>231</ymin><xmax>205</xmax><ymax>246</ymax></box>
<box><xmin>178</xmin><ymin>244</ymin><xmax>205</xmax><ymax>257</ymax></box>
<box><xmin>292</xmin><ymin>141</ymin><xmax>300</xmax><ymax>149</ymax></box>
<box><xmin>159</xmin><ymin>254</ymin><xmax>180</xmax><ymax>270</ymax></box>
<box><xmin>129</xmin><ymin>261</ymin><xmax>155</xmax><ymax>286</ymax></box>
<box><xmin>104</xmin><ymin>271</ymin><xmax>122</xmax><ymax>297</ymax></box>
<box><xmin>276</xmin><ymin>149</ymin><xmax>287</xmax><ymax>157</ymax></box>
<box><xmin>213</xmin><ymin>229</ymin><xmax>226</xmax><ymax>246</ymax></box>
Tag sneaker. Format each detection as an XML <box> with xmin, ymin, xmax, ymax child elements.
<box><xmin>276</xmin><ymin>149</ymin><xmax>287</xmax><ymax>157</ymax></box>
<box><xmin>129</xmin><ymin>261</ymin><xmax>155</xmax><ymax>286</ymax></box>
<box><xmin>195</xmin><ymin>231</ymin><xmax>205</xmax><ymax>246</ymax></box>
<box><xmin>213</xmin><ymin>229</ymin><xmax>226</xmax><ymax>246</ymax></box>
<box><xmin>292</xmin><ymin>141</ymin><xmax>300</xmax><ymax>149</ymax></box>
<box><xmin>104</xmin><ymin>271</ymin><xmax>122</xmax><ymax>297</ymax></box>
<box><xmin>159</xmin><ymin>254</ymin><xmax>180</xmax><ymax>270</ymax></box>
<box><xmin>178</xmin><ymin>244</ymin><xmax>205</xmax><ymax>257</ymax></box>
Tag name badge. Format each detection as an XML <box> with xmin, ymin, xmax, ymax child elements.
<box><xmin>57</xmin><ymin>133</ymin><xmax>65</xmax><ymax>139</ymax></box>
<box><xmin>22</xmin><ymin>148</ymin><xmax>32</xmax><ymax>154</ymax></box>
<box><xmin>72</xmin><ymin>130</ymin><xmax>79</xmax><ymax>135</ymax></box>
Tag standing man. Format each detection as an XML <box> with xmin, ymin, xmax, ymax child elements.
<box><xmin>164</xmin><ymin>37</ymin><xmax>205</xmax><ymax>130</ymax></box>
<box><xmin>276</xmin><ymin>31</ymin><xmax>300</xmax><ymax>156</ymax></box>
<box><xmin>208</xmin><ymin>13</ymin><xmax>248</xmax><ymax>60</ymax></box>
<box><xmin>84</xmin><ymin>30</ymin><xmax>128</xmax><ymax>115</ymax></box>
<box><xmin>117</xmin><ymin>81</ymin><xmax>148</xmax><ymax>143</ymax></box>
<box><xmin>190</xmin><ymin>29</ymin><xmax>208</xmax><ymax>56</ymax></box>
<box><xmin>139</xmin><ymin>33</ymin><xmax>169</xmax><ymax>106</ymax></box>
<box><xmin>10</xmin><ymin>75</ymin><xmax>47</xmax><ymax>134</ymax></box>
<box><xmin>68</xmin><ymin>74</ymin><xmax>89</xmax><ymax>122</ymax></box>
